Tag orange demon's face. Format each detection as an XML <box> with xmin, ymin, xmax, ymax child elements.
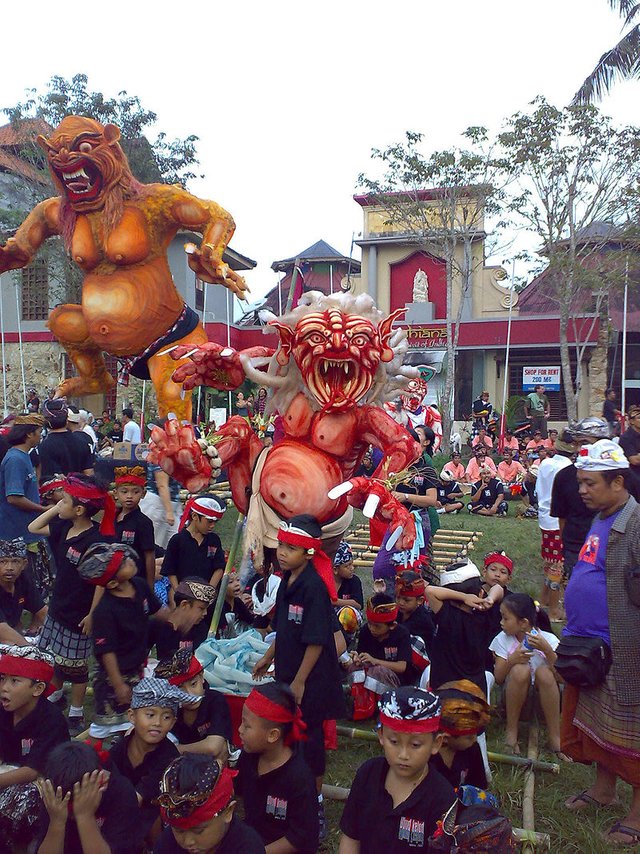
<box><xmin>37</xmin><ymin>117</ymin><xmax>126</xmax><ymax>212</ymax></box>
<box><xmin>271</xmin><ymin>308</ymin><xmax>400</xmax><ymax>411</ymax></box>
<box><xmin>401</xmin><ymin>377</ymin><xmax>428</xmax><ymax>412</ymax></box>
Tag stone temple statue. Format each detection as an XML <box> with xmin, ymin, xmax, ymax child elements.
<box><xmin>412</xmin><ymin>268</ymin><xmax>429</xmax><ymax>302</ymax></box>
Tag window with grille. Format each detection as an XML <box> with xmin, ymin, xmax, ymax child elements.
<box><xmin>21</xmin><ymin>258</ymin><xmax>49</xmax><ymax>320</ymax></box>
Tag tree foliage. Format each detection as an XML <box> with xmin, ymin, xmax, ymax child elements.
<box><xmin>499</xmin><ymin>97</ymin><xmax>640</xmax><ymax>418</ymax></box>
<box><xmin>357</xmin><ymin>129</ymin><xmax>510</xmax><ymax>441</ymax></box>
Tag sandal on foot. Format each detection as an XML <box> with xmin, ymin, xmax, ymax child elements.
<box><xmin>603</xmin><ymin>821</ymin><xmax>640</xmax><ymax>847</ymax></box>
<box><xmin>565</xmin><ymin>790</ymin><xmax>619</xmax><ymax>811</ymax></box>
<box><xmin>551</xmin><ymin>749</ymin><xmax>573</xmax><ymax>763</ymax></box>
<box><xmin>504</xmin><ymin>742</ymin><xmax>521</xmax><ymax>756</ymax></box>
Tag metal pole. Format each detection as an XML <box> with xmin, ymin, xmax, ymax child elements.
<box><xmin>621</xmin><ymin>258</ymin><xmax>629</xmax><ymax>420</ymax></box>
<box><xmin>15</xmin><ymin>283</ymin><xmax>27</xmax><ymax>411</ymax></box>
<box><xmin>329</xmin><ymin>263</ymin><xmax>334</xmax><ymax>295</ymax></box>
<box><xmin>140</xmin><ymin>380</ymin><xmax>147</xmax><ymax>437</ymax></box>
<box><xmin>0</xmin><ymin>279</ymin><xmax>7</xmax><ymax>416</ymax></box>
<box><xmin>197</xmin><ymin>282</ymin><xmax>208</xmax><ymax>424</ymax></box>
<box><xmin>499</xmin><ymin>259</ymin><xmax>516</xmax><ymax>452</ymax></box>
<box><xmin>278</xmin><ymin>273</ymin><xmax>283</xmax><ymax>317</ymax></box>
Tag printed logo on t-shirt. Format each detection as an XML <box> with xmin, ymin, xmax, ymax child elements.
<box><xmin>66</xmin><ymin>546</ymin><xmax>82</xmax><ymax>565</ymax></box>
<box><xmin>18</xmin><ymin>597</ymin><xmax>25</xmax><ymax>606</ymax></box>
<box><xmin>288</xmin><ymin>604</ymin><xmax>303</xmax><ymax>624</ymax></box>
<box><xmin>207</xmin><ymin>545</ymin><xmax>218</xmax><ymax>558</ymax></box>
<box><xmin>384</xmin><ymin>646</ymin><xmax>398</xmax><ymax>660</ymax></box>
<box><xmin>179</xmin><ymin>640</ymin><xmax>193</xmax><ymax>650</ymax></box>
<box><xmin>197</xmin><ymin>723</ymin><xmax>210</xmax><ymax>736</ymax></box>
<box><xmin>398</xmin><ymin>817</ymin><xmax>425</xmax><ymax>846</ymax></box>
<box><xmin>266</xmin><ymin>795</ymin><xmax>288</xmax><ymax>820</ymax></box>
<box><xmin>21</xmin><ymin>738</ymin><xmax>33</xmax><ymax>756</ymax></box>
<box><xmin>579</xmin><ymin>535</ymin><xmax>600</xmax><ymax>565</ymax></box>
<box><xmin>95</xmin><ymin>636</ymin><xmax>106</xmax><ymax>646</ymax></box>
<box><xmin>413</xmin><ymin>476</ymin><xmax>424</xmax><ymax>487</ymax></box>
<box><xmin>121</xmin><ymin>530</ymin><xmax>135</xmax><ymax>545</ymax></box>
<box><xmin>483</xmin><ymin>488</ymin><xmax>491</xmax><ymax>498</ymax></box>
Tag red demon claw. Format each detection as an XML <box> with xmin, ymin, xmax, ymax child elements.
<box><xmin>147</xmin><ymin>419</ymin><xmax>213</xmax><ymax>490</ymax></box>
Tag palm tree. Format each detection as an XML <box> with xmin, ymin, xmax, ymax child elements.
<box><xmin>572</xmin><ymin>1</ymin><xmax>640</xmax><ymax>104</ymax></box>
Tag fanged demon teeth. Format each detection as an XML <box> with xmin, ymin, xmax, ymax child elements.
<box><xmin>63</xmin><ymin>168</ymin><xmax>90</xmax><ymax>181</ymax></box>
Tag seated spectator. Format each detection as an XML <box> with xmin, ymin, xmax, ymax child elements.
<box><xmin>432</xmin><ymin>679</ymin><xmax>491</xmax><ymax>789</ymax></box>
<box><xmin>156</xmin><ymin>649</ymin><xmax>232</xmax><ymax>762</ymax></box>
<box><xmin>525</xmin><ymin>430</ymin><xmax>544</xmax><ymax>454</ymax></box>
<box><xmin>217</xmin><ymin>572</ymin><xmax>255</xmax><ymax>638</ymax></box>
<box><xmin>34</xmin><ymin>741</ymin><xmax>140</xmax><ymax>854</ymax></box>
<box><xmin>333</xmin><ymin>542</ymin><xmax>364</xmax><ymax>610</ymax></box>
<box><xmin>347</xmin><ymin>595</ymin><xmax>413</xmax><ymax>691</ymax></box>
<box><xmin>0</xmin><ymin>538</ymin><xmax>47</xmax><ymax>645</ymax></box>
<box><xmin>542</xmin><ymin>428</ymin><xmax>558</xmax><ymax>449</ymax></box>
<box><xmin>465</xmin><ymin>448</ymin><xmax>497</xmax><ymax>484</ymax></box>
<box><xmin>468</xmin><ymin>469</ymin><xmax>508</xmax><ymax>516</ymax></box>
<box><xmin>497</xmin><ymin>449</ymin><xmax>525</xmax><ymax>487</ymax></box>
<box><xmin>339</xmin><ymin>686</ymin><xmax>455</xmax><ymax>851</ymax></box>
<box><xmin>155</xmin><ymin>755</ymin><xmax>264</xmax><ymax>853</ymax></box>
<box><xmin>436</xmin><ymin>471</ymin><xmax>464</xmax><ymax>514</ymax></box>
<box><xmin>502</xmin><ymin>429</ymin><xmax>520</xmax><ymax>457</ymax></box>
<box><xmin>471</xmin><ymin>428</ymin><xmax>493</xmax><ymax>450</ymax></box>
<box><xmin>0</xmin><ymin>646</ymin><xmax>69</xmax><ymax>849</ymax></box>
<box><xmin>395</xmin><ymin>570</ymin><xmax>435</xmax><ymax>655</ymax></box>
<box><xmin>441</xmin><ymin>452</ymin><xmax>466</xmax><ymax>483</ymax></box>
<box><xmin>109</xmin><ymin>678</ymin><xmax>197</xmax><ymax>842</ymax></box>
<box><xmin>150</xmin><ymin>578</ymin><xmax>217</xmax><ymax>660</ymax></box>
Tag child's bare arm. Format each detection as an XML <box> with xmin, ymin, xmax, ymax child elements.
<box><xmin>425</xmin><ymin>585</ymin><xmax>486</xmax><ymax>613</ymax></box>
<box><xmin>291</xmin><ymin>644</ymin><xmax>322</xmax><ymax>704</ymax></box>
<box><xmin>101</xmin><ymin>652</ymin><xmax>131</xmax><ymax>706</ymax></box>
<box><xmin>0</xmin><ymin>764</ymin><xmax>38</xmax><ymax>790</ymax></box>
<box><xmin>266</xmin><ymin>838</ymin><xmax>298</xmax><ymax>853</ymax></box>
<box><xmin>27</xmin><ymin>500</ymin><xmax>63</xmax><ymax>536</ymax></box>
<box><xmin>339</xmin><ymin>835</ymin><xmax>361</xmax><ymax>854</ymax></box>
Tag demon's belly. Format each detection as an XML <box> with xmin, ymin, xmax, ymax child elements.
<box><xmin>260</xmin><ymin>441</ymin><xmax>344</xmax><ymax>523</ymax></box>
<box><xmin>82</xmin><ymin>256</ymin><xmax>184</xmax><ymax>355</ymax></box>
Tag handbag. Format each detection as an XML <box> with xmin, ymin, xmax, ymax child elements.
<box><xmin>554</xmin><ymin>635</ymin><xmax>611</xmax><ymax>688</ymax></box>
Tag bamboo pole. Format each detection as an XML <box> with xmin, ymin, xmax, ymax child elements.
<box><xmin>522</xmin><ymin>720</ymin><xmax>538</xmax><ymax>853</ymax></box>
<box><xmin>208</xmin><ymin>513</ymin><xmax>245</xmax><ymax>637</ymax></box>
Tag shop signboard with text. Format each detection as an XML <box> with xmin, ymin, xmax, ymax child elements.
<box><xmin>522</xmin><ymin>366</ymin><xmax>561</xmax><ymax>392</ymax></box>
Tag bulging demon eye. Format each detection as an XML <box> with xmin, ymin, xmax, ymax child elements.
<box><xmin>307</xmin><ymin>332</ymin><xmax>325</xmax><ymax>345</ymax></box>
<box><xmin>78</xmin><ymin>141</ymin><xmax>93</xmax><ymax>153</ymax></box>
<box><xmin>351</xmin><ymin>334</ymin><xmax>370</xmax><ymax>347</ymax></box>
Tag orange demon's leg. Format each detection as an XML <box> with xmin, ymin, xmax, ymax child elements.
<box><xmin>147</xmin><ymin>323</ymin><xmax>208</xmax><ymax>420</ymax></box>
<box><xmin>48</xmin><ymin>304</ymin><xmax>116</xmax><ymax>398</ymax></box>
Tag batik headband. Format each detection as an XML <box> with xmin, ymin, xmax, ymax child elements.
<box><xmin>65</xmin><ymin>477</ymin><xmax>116</xmax><ymax>536</ymax></box>
<box><xmin>484</xmin><ymin>551</ymin><xmax>513</xmax><ymax>576</ymax></box>
<box><xmin>366</xmin><ymin>598</ymin><xmax>399</xmax><ymax>623</ymax></box>
<box><xmin>176</xmin><ymin>580</ymin><xmax>217</xmax><ymax>605</ymax></box>
<box><xmin>277</xmin><ymin>522</ymin><xmax>337</xmax><ymax>601</ymax></box>
<box><xmin>155</xmin><ymin>649</ymin><xmax>204</xmax><ymax>686</ymax></box>
<box><xmin>437</xmin><ymin>679</ymin><xmax>491</xmax><ymax>736</ymax></box>
<box><xmin>39</xmin><ymin>476</ymin><xmax>68</xmax><ymax>497</ymax></box>
<box><xmin>131</xmin><ymin>677</ymin><xmax>200</xmax><ymax>715</ymax></box>
<box><xmin>378</xmin><ymin>686</ymin><xmax>441</xmax><ymax>733</ymax></box>
<box><xmin>179</xmin><ymin>496</ymin><xmax>224</xmax><ymax>531</ymax></box>
<box><xmin>77</xmin><ymin>543</ymin><xmax>138</xmax><ymax>587</ymax></box>
<box><xmin>244</xmin><ymin>688</ymin><xmax>308</xmax><ymax>745</ymax></box>
<box><xmin>13</xmin><ymin>413</ymin><xmax>46</xmax><ymax>426</ymax></box>
<box><xmin>395</xmin><ymin>571</ymin><xmax>426</xmax><ymax>598</ymax></box>
<box><xmin>114</xmin><ymin>465</ymin><xmax>146</xmax><ymax>487</ymax></box>
<box><xmin>159</xmin><ymin>761</ymin><xmax>237</xmax><ymax>828</ymax></box>
<box><xmin>0</xmin><ymin>538</ymin><xmax>27</xmax><ymax>559</ymax></box>
<box><xmin>333</xmin><ymin>541</ymin><xmax>353</xmax><ymax>567</ymax></box>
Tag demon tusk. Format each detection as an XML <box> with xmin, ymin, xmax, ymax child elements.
<box><xmin>386</xmin><ymin>526</ymin><xmax>404</xmax><ymax>550</ymax></box>
<box><xmin>182</xmin><ymin>348</ymin><xmax>200</xmax><ymax>360</ymax></box>
<box><xmin>328</xmin><ymin>481</ymin><xmax>353</xmax><ymax>500</ymax></box>
<box><xmin>363</xmin><ymin>493</ymin><xmax>381</xmax><ymax>518</ymax></box>
<box><xmin>157</xmin><ymin>345</ymin><xmax>181</xmax><ymax>357</ymax></box>
<box><xmin>220</xmin><ymin>348</ymin><xmax>234</xmax><ymax>357</ymax></box>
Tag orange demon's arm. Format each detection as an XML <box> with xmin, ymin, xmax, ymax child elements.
<box><xmin>0</xmin><ymin>198</ymin><xmax>60</xmax><ymax>273</ymax></box>
<box><xmin>215</xmin><ymin>417</ymin><xmax>265</xmax><ymax>515</ymax></box>
<box><xmin>357</xmin><ymin>405</ymin><xmax>421</xmax><ymax>477</ymax></box>
<box><xmin>165</xmin><ymin>187</ymin><xmax>248</xmax><ymax>299</ymax></box>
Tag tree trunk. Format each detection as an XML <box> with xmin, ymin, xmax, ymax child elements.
<box><xmin>559</xmin><ymin>301</ymin><xmax>577</xmax><ymax>421</ymax></box>
<box><xmin>442</xmin><ymin>254</ymin><xmax>455</xmax><ymax>445</ymax></box>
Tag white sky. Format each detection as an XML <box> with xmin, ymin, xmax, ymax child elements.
<box><xmin>1</xmin><ymin>0</ymin><xmax>638</xmax><ymax>306</ymax></box>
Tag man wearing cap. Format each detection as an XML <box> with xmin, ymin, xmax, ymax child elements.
<box><xmin>619</xmin><ymin>404</ymin><xmax>640</xmax><ymax>492</ymax></box>
<box><xmin>39</xmin><ymin>400</ymin><xmax>93</xmax><ymax>479</ymax></box>
<box><xmin>562</xmin><ymin>440</ymin><xmax>640</xmax><ymax>847</ymax></box>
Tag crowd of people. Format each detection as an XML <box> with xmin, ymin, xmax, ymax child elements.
<box><xmin>0</xmin><ymin>386</ymin><xmax>637</xmax><ymax>851</ymax></box>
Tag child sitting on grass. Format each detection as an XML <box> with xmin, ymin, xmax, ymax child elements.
<box><xmin>109</xmin><ymin>677</ymin><xmax>197</xmax><ymax>843</ymax></box>
<box><xmin>155</xmin><ymin>754</ymin><xmax>264</xmax><ymax>853</ymax></box>
<box><xmin>481</xmin><ymin>551</ymin><xmax>514</xmax><ymax>646</ymax></box>
<box><xmin>333</xmin><ymin>542</ymin><xmax>364</xmax><ymax>611</ymax></box>
<box><xmin>77</xmin><ymin>543</ymin><xmax>168</xmax><ymax>740</ymax></box>
<box><xmin>435</xmin><ymin>472</ymin><xmax>464</xmax><ymax>514</ymax></box>
<box><xmin>155</xmin><ymin>649</ymin><xmax>232</xmax><ymax>762</ymax></box>
<box><xmin>489</xmin><ymin>593</ymin><xmax>569</xmax><ymax>761</ymax></box>
<box><xmin>237</xmin><ymin>682</ymin><xmax>318</xmax><ymax>853</ymax></box>
<box><xmin>0</xmin><ymin>646</ymin><xmax>69</xmax><ymax>849</ymax></box>
<box><xmin>426</xmin><ymin>560</ymin><xmax>503</xmax><ymax>694</ymax></box>
<box><xmin>432</xmin><ymin>679</ymin><xmax>491</xmax><ymax>790</ymax></box>
<box><xmin>339</xmin><ymin>686</ymin><xmax>455</xmax><ymax>853</ymax></box>
<box><xmin>350</xmin><ymin>594</ymin><xmax>413</xmax><ymax>690</ymax></box>
<box><xmin>34</xmin><ymin>741</ymin><xmax>140</xmax><ymax>854</ymax></box>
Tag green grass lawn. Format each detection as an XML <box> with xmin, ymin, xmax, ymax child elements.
<box><xmin>215</xmin><ymin>505</ymin><xmax>631</xmax><ymax>853</ymax></box>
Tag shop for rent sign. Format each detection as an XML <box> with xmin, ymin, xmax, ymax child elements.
<box><xmin>522</xmin><ymin>366</ymin><xmax>560</xmax><ymax>391</ymax></box>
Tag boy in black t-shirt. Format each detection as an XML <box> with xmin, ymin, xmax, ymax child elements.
<box><xmin>35</xmin><ymin>741</ymin><xmax>141</xmax><ymax>854</ymax></box>
<box><xmin>0</xmin><ymin>537</ymin><xmax>47</xmax><ymax>645</ymax></box>
<box><xmin>395</xmin><ymin>570</ymin><xmax>435</xmax><ymax>656</ymax></box>
<box><xmin>110</xmin><ymin>678</ymin><xmax>197</xmax><ymax>842</ymax></box>
<box><xmin>237</xmin><ymin>683</ymin><xmax>318</xmax><ymax>852</ymax></box>
<box><xmin>114</xmin><ymin>466</ymin><xmax>156</xmax><ymax>587</ymax></box>
<box><xmin>77</xmin><ymin>543</ymin><xmax>169</xmax><ymax>739</ymax></box>
<box><xmin>29</xmin><ymin>474</ymin><xmax>115</xmax><ymax>735</ymax></box>
<box><xmin>481</xmin><ymin>551</ymin><xmax>514</xmax><ymax>645</ymax></box>
<box><xmin>0</xmin><ymin>646</ymin><xmax>69</xmax><ymax>848</ymax></box>
<box><xmin>155</xmin><ymin>754</ymin><xmax>265</xmax><ymax>853</ymax></box>
<box><xmin>333</xmin><ymin>541</ymin><xmax>364</xmax><ymax>610</ymax></box>
<box><xmin>150</xmin><ymin>578</ymin><xmax>217</xmax><ymax>659</ymax></box>
<box><xmin>339</xmin><ymin>686</ymin><xmax>455</xmax><ymax>853</ymax></box>
<box><xmin>351</xmin><ymin>594</ymin><xmax>413</xmax><ymax>689</ymax></box>
<box><xmin>155</xmin><ymin>649</ymin><xmax>232</xmax><ymax>761</ymax></box>
<box><xmin>436</xmin><ymin>471</ymin><xmax>464</xmax><ymax>514</ymax></box>
<box><xmin>432</xmin><ymin>679</ymin><xmax>491</xmax><ymax>791</ymax></box>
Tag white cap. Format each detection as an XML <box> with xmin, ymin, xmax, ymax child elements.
<box><xmin>575</xmin><ymin>439</ymin><xmax>629</xmax><ymax>471</ymax></box>
<box><xmin>439</xmin><ymin>559</ymin><xmax>480</xmax><ymax>586</ymax></box>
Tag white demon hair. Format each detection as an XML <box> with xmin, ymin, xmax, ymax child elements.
<box><xmin>239</xmin><ymin>290</ymin><xmax>417</xmax><ymax>415</ymax></box>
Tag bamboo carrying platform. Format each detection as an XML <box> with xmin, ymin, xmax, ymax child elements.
<box><xmin>346</xmin><ymin>523</ymin><xmax>482</xmax><ymax>571</ymax></box>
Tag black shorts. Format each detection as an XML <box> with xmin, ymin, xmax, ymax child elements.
<box><xmin>301</xmin><ymin>716</ymin><xmax>326</xmax><ymax>777</ymax></box>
